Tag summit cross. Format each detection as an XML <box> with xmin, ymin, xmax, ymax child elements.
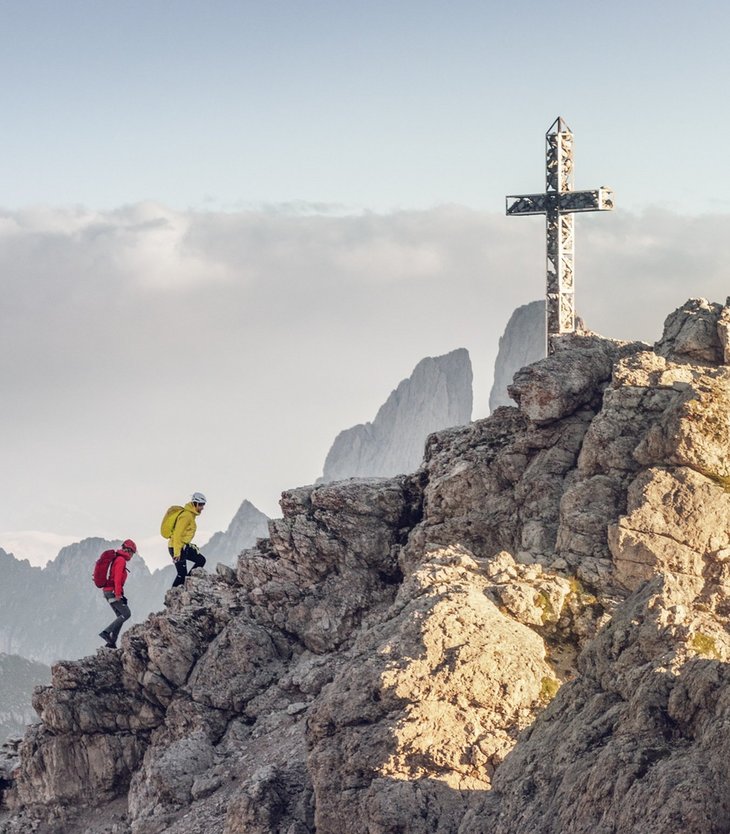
<box><xmin>506</xmin><ymin>117</ymin><xmax>614</xmax><ymax>352</ymax></box>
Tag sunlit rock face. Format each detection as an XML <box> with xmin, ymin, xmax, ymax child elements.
<box><xmin>319</xmin><ymin>348</ymin><xmax>473</xmax><ymax>483</ymax></box>
<box><xmin>3</xmin><ymin>297</ymin><xmax>730</xmax><ymax>834</ymax></box>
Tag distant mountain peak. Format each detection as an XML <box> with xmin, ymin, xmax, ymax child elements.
<box><xmin>201</xmin><ymin>500</ymin><xmax>270</xmax><ymax>566</ymax></box>
<box><xmin>319</xmin><ymin>347</ymin><xmax>473</xmax><ymax>483</ymax></box>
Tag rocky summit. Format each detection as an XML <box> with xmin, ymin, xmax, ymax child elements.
<box><xmin>2</xmin><ymin>297</ymin><xmax>730</xmax><ymax>834</ymax></box>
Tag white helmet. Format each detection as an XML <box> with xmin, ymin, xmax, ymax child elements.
<box><xmin>191</xmin><ymin>492</ymin><xmax>207</xmax><ymax>505</ymax></box>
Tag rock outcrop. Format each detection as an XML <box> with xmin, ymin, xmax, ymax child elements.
<box><xmin>2</xmin><ymin>297</ymin><xmax>730</xmax><ymax>834</ymax></box>
<box><xmin>319</xmin><ymin>348</ymin><xmax>473</xmax><ymax>482</ymax></box>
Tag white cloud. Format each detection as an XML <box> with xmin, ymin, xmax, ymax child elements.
<box><xmin>1</xmin><ymin>202</ymin><xmax>729</xmax><ymax>565</ymax></box>
<box><xmin>0</xmin><ymin>531</ymin><xmax>82</xmax><ymax>567</ymax></box>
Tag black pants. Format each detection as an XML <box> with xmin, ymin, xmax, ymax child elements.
<box><xmin>169</xmin><ymin>543</ymin><xmax>206</xmax><ymax>587</ymax></box>
<box><xmin>103</xmin><ymin>591</ymin><xmax>131</xmax><ymax>641</ymax></box>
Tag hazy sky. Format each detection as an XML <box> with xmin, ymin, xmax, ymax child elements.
<box><xmin>2</xmin><ymin>0</ymin><xmax>730</xmax><ymax>569</ymax></box>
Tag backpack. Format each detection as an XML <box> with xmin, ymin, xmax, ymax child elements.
<box><xmin>160</xmin><ymin>505</ymin><xmax>185</xmax><ymax>539</ymax></box>
<box><xmin>93</xmin><ymin>549</ymin><xmax>119</xmax><ymax>588</ymax></box>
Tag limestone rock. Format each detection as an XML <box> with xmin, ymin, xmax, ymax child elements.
<box><xmin>3</xmin><ymin>297</ymin><xmax>730</xmax><ymax>834</ymax></box>
<box><xmin>508</xmin><ymin>333</ymin><xmax>644</xmax><ymax>425</ymax></box>
<box><xmin>717</xmin><ymin>297</ymin><xmax>730</xmax><ymax>363</ymax></box>
<box><xmin>609</xmin><ymin>466</ymin><xmax>730</xmax><ymax>592</ymax></box>
<box><xmin>307</xmin><ymin>547</ymin><xmax>558</xmax><ymax>834</ymax></box>
<box><xmin>461</xmin><ymin>575</ymin><xmax>730</xmax><ymax>834</ymax></box>
<box><xmin>655</xmin><ymin>297</ymin><xmax>726</xmax><ymax>364</ymax></box>
<box><xmin>240</xmin><ymin>477</ymin><xmax>414</xmax><ymax>653</ymax></box>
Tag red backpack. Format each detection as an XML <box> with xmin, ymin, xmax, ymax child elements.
<box><xmin>93</xmin><ymin>549</ymin><xmax>119</xmax><ymax>588</ymax></box>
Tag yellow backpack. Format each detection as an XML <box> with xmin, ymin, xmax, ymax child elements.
<box><xmin>160</xmin><ymin>505</ymin><xmax>185</xmax><ymax>539</ymax></box>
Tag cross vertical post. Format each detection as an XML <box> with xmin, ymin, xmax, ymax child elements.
<box><xmin>506</xmin><ymin>117</ymin><xmax>614</xmax><ymax>353</ymax></box>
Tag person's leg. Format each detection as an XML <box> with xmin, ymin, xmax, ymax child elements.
<box><xmin>101</xmin><ymin>594</ymin><xmax>131</xmax><ymax>647</ymax></box>
<box><xmin>186</xmin><ymin>543</ymin><xmax>206</xmax><ymax>572</ymax></box>
<box><xmin>170</xmin><ymin>547</ymin><xmax>188</xmax><ymax>587</ymax></box>
<box><xmin>106</xmin><ymin>598</ymin><xmax>131</xmax><ymax>642</ymax></box>
<box><xmin>179</xmin><ymin>543</ymin><xmax>206</xmax><ymax>577</ymax></box>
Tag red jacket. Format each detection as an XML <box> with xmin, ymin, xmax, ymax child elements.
<box><xmin>102</xmin><ymin>550</ymin><xmax>131</xmax><ymax>598</ymax></box>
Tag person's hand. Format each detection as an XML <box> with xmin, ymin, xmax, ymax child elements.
<box><xmin>120</xmin><ymin>596</ymin><xmax>128</xmax><ymax>605</ymax></box>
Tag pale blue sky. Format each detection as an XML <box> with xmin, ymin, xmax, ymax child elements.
<box><xmin>3</xmin><ymin>0</ymin><xmax>730</xmax><ymax>568</ymax></box>
<box><xmin>2</xmin><ymin>0</ymin><xmax>730</xmax><ymax>213</ymax></box>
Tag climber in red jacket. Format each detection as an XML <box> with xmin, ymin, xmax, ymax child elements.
<box><xmin>99</xmin><ymin>539</ymin><xmax>136</xmax><ymax>648</ymax></box>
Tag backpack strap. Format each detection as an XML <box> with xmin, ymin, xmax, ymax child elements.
<box><xmin>107</xmin><ymin>552</ymin><xmax>123</xmax><ymax>587</ymax></box>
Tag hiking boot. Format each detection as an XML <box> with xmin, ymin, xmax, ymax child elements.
<box><xmin>99</xmin><ymin>630</ymin><xmax>117</xmax><ymax>649</ymax></box>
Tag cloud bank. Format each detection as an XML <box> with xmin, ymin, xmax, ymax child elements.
<box><xmin>2</xmin><ymin>203</ymin><xmax>729</xmax><ymax>568</ymax></box>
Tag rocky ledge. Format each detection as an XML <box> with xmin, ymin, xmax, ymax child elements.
<box><xmin>1</xmin><ymin>297</ymin><xmax>729</xmax><ymax>834</ymax></box>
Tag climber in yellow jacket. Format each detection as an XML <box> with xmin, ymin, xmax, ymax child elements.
<box><xmin>169</xmin><ymin>492</ymin><xmax>208</xmax><ymax>588</ymax></box>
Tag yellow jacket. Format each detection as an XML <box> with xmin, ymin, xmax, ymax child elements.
<box><xmin>169</xmin><ymin>502</ymin><xmax>201</xmax><ymax>559</ymax></box>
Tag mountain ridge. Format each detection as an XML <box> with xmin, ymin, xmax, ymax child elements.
<box><xmin>319</xmin><ymin>347</ymin><xmax>473</xmax><ymax>482</ymax></box>
<box><xmin>2</xmin><ymin>298</ymin><xmax>730</xmax><ymax>833</ymax></box>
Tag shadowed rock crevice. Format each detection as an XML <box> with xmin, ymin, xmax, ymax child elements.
<box><xmin>461</xmin><ymin>575</ymin><xmax>730</xmax><ymax>834</ymax></box>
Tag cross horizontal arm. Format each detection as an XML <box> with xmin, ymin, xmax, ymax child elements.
<box><xmin>506</xmin><ymin>187</ymin><xmax>614</xmax><ymax>216</ymax></box>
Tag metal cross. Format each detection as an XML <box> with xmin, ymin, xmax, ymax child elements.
<box><xmin>506</xmin><ymin>117</ymin><xmax>614</xmax><ymax>352</ymax></box>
